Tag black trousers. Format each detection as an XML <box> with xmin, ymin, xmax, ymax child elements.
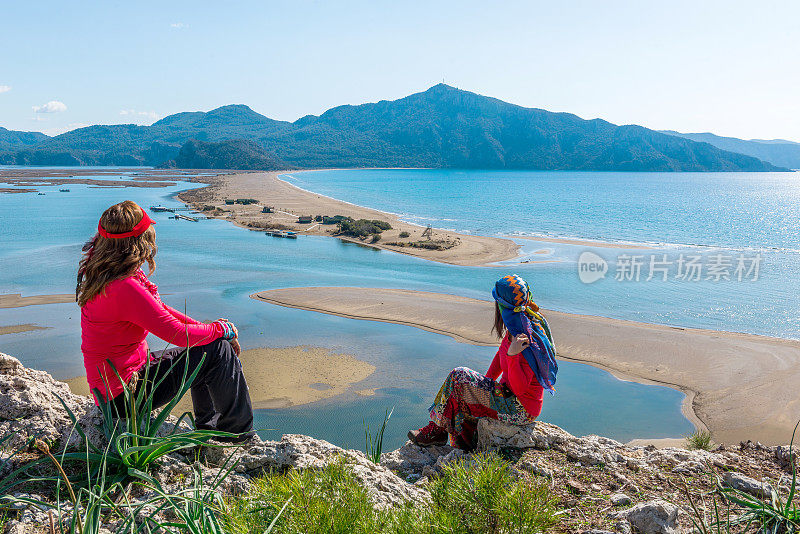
<box><xmin>110</xmin><ymin>338</ymin><xmax>254</xmax><ymax>438</ymax></box>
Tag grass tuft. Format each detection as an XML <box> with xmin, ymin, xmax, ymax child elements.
<box><xmin>686</xmin><ymin>429</ymin><xmax>714</xmax><ymax>451</ymax></box>
<box><xmin>364</xmin><ymin>407</ymin><xmax>393</xmax><ymax>464</ymax></box>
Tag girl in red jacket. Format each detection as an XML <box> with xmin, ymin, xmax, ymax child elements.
<box><xmin>77</xmin><ymin>200</ymin><xmax>253</xmax><ymax>441</ymax></box>
<box><xmin>409</xmin><ymin>274</ymin><xmax>558</xmax><ymax>450</ymax></box>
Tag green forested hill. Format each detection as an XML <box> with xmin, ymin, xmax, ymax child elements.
<box><xmin>161</xmin><ymin>139</ymin><xmax>286</xmax><ymax>170</ymax></box>
<box><xmin>0</xmin><ymin>85</ymin><xmax>786</xmax><ymax>171</ymax></box>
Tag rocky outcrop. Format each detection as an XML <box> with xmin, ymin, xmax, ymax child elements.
<box><xmin>475</xmin><ymin>417</ymin><xmax>729</xmax><ymax>474</ymax></box>
<box><xmin>2</xmin><ymin>352</ymin><xmax>799</xmax><ymax>533</ymax></box>
<box><xmin>0</xmin><ymin>352</ymin><xmax>92</xmax><ymax>449</ymax></box>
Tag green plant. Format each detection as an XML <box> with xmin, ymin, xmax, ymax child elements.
<box><xmin>322</xmin><ymin>215</ymin><xmax>351</xmax><ymax>225</ymax></box>
<box><xmin>336</xmin><ymin>219</ymin><xmax>392</xmax><ymax>238</ymax></box>
<box><xmin>224</xmin><ymin>460</ymin><xmax>379</xmax><ymax>534</ymax></box>
<box><xmin>398</xmin><ymin>231</ymin><xmax>410</xmax><ymax>238</ymax></box>
<box><xmin>716</xmin><ymin>426</ymin><xmax>799</xmax><ymax>532</ymax></box>
<box><xmin>363</xmin><ymin>407</ymin><xmax>393</xmax><ymax>464</ymax></box>
<box><xmin>681</xmin><ymin>478</ymin><xmax>734</xmax><ymax>534</ymax></box>
<box><xmin>1</xmin><ymin>413</ymin><xmax>254</xmax><ymax>533</ymax></box>
<box><xmin>426</xmin><ymin>453</ymin><xmax>562</xmax><ymax>534</ymax></box>
<box><xmin>63</xmin><ymin>355</ymin><xmax>238</xmax><ymax>487</ymax></box>
<box><xmin>681</xmin><ymin>422</ymin><xmax>800</xmax><ymax>534</ymax></box>
<box><xmin>686</xmin><ymin>429</ymin><xmax>714</xmax><ymax>451</ymax></box>
<box><xmin>370</xmin><ymin>233</ymin><xmax>381</xmax><ymax>243</ymax></box>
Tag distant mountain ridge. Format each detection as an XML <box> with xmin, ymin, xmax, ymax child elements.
<box><xmin>0</xmin><ymin>127</ymin><xmax>49</xmax><ymax>152</ymax></box>
<box><xmin>0</xmin><ymin>85</ymin><xmax>788</xmax><ymax>171</ymax></box>
<box><xmin>660</xmin><ymin>130</ymin><xmax>800</xmax><ymax>169</ymax></box>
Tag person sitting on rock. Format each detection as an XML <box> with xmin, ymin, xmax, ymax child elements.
<box><xmin>409</xmin><ymin>274</ymin><xmax>558</xmax><ymax>450</ymax></box>
<box><xmin>76</xmin><ymin>200</ymin><xmax>254</xmax><ymax>442</ymax></box>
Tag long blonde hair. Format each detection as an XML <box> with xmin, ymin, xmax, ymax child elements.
<box><xmin>76</xmin><ymin>200</ymin><xmax>157</xmax><ymax>307</ymax></box>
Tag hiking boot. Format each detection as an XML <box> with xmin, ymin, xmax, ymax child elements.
<box><xmin>408</xmin><ymin>421</ymin><xmax>448</xmax><ymax>447</ymax></box>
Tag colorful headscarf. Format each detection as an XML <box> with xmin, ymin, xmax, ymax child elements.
<box><xmin>492</xmin><ymin>274</ymin><xmax>558</xmax><ymax>394</ymax></box>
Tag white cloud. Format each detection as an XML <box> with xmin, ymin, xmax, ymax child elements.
<box><xmin>0</xmin><ymin>85</ymin><xmax>10</xmax><ymax>94</ymax></box>
<box><xmin>33</xmin><ymin>100</ymin><xmax>67</xmax><ymax>113</ymax></box>
<box><xmin>170</xmin><ymin>22</ymin><xmax>188</xmax><ymax>29</ymax></box>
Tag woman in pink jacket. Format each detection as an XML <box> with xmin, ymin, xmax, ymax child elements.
<box><xmin>77</xmin><ymin>200</ymin><xmax>253</xmax><ymax>441</ymax></box>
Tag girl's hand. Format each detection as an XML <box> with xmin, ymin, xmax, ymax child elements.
<box><xmin>230</xmin><ymin>337</ymin><xmax>241</xmax><ymax>357</ymax></box>
<box><xmin>507</xmin><ymin>333</ymin><xmax>530</xmax><ymax>356</ymax></box>
<box><xmin>218</xmin><ymin>318</ymin><xmax>238</xmax><ymax>338</ymax></box>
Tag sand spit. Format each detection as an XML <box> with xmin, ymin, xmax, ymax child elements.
<box><xmin>0</xmin><ymin>293</ymin><xmax>74</xmax><ymax>308</ymax></box>
<box><xmin>178</xmin><ymin>171</ymin><xmax>520</xmax><ymax>266</ymax></box>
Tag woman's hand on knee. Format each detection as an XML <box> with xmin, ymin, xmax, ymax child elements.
<box><xmin>217</xmin><ymin>318</ymin><xmax>238</xmax><ymax>338</ymax></box>
<box><xmin>215</xmin><ymin>318</ymin><xmax>240</xmax><ymax>355</ymax></box>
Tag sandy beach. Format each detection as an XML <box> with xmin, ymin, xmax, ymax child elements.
<box><xmin>0</xmin><ymin>168</ymin><xmax>228</xmax><ymax>193</ymax></box>
<box><xmin>67</xmin><ymin>345</ymin><xmax>375</xmax><ymax>411</ymax></box>
<box><xmin>0</xmin><ymin>293</ymin><xmax>74</xmax><ymax>308</ymax></box>
<box><xmin>178</xmin><ymin>171</ymin><xmax>520</xmax><ymax>266</ymax></box>
<box><xmin>252</xmin><ymin>286</ymin><xmax>800</xmax><ymax>446</ymax></box>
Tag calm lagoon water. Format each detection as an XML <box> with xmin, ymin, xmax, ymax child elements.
<box><xmin>14</xmin><ymin>168</ymin><xmax>795</xmax><ymax>448</ymax></box>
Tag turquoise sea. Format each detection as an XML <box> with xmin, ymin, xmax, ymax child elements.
<box><xmin>292</xmin><ymin>169</ymin><xmax>800</xmax><ymax>340</ymax></box>
<box><xmin>9</xmin><ymin>167</ymin><xmax>797</xmax><ymax>450</ymax></box>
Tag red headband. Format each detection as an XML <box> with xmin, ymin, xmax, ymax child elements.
<box><xmin>98</xmin><ymin>210</ymin><xmax>156</xmax><ymax>239</ymax></box>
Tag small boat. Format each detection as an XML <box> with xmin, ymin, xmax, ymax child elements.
<box><xmin>59</xmin><ymin>189</ymin><xmax>70</xmax><ymax>192</ymax></box>
<box><xmin>38</xmin><ymin>192</ymin><xmax>46</xmax><ymax>195</ymax></box>
<box><xmin>266</xmin><ymin>231</ymin><xmax>296</xmax><ymax>238</ymax></box>
<box><xmin>150</xmin><ymin>205</ymin><xmax>172</xmax><ymax>212</ymax></box>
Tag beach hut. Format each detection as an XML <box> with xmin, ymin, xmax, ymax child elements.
<box><xmin>297</xmin><ymin>215</ymin><xmax>313</xmax><ymax>224</ymax></box>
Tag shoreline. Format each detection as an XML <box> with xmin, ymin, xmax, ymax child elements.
<box><xmin>251</xmin><ymin>287</ymin><xmax>800</xmax><ymax>446</ymax></box>
<box><xmin>177</xmin><ymin>170</ymin><xmax>521</xmax><ymax>266</ymax></box>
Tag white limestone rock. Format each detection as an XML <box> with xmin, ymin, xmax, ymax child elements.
<box><xmin>610</xmin><ymin>500</ymin><xmax>682</xmax><ymax>534</ymax></box>
<box><xmin>0</xmin><ymin>352</ymin><xmax>93</xmax><ymax>450</ymax></box>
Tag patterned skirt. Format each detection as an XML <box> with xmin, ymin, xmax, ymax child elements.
<box><xmin>429</xmin><ymin>366</ymin><xmax>533</xmax><ymax>450</ymax></box>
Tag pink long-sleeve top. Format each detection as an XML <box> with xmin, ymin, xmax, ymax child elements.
<box><xmin>80</xmin><ymin>270</ymin><xmax>224</xmax><ymax>403</ymax></box>
<box><xmin>486</xmin><ymin>335</ymin><xmax>544</xmax><ymax>418</ymax></box>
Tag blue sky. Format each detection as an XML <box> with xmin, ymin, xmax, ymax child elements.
<box><xmin>1</xmin><ymin>1</ymin><xmax>799</xmax><ymax>140</ymax></box>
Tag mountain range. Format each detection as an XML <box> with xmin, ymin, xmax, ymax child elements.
<box><xmin>660</xmin><ymin>131</ymin><xmax>800</xmax><ymax>169</ymax></box>
<box><xmin>0</xmin><ymin>85</ymin><xmax>790</xmax><ymax>172</ymax></box>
